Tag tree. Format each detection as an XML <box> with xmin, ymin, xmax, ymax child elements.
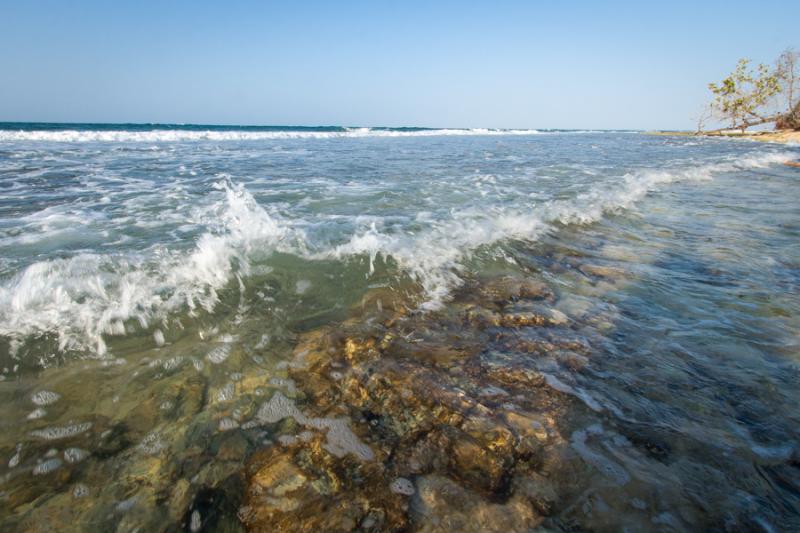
<box><xmin>693</xmin><ymin>103</ymin><xmax>714</xmax><ymax>134</ymax></box>
<box><xmin>707</xmin><ymin>58</ymin><xmax>782</xmax><ymax>132</ymax></box>
<box><xmin>775</xmin><ymin>48</ymin><xmax>799</xmax><ymax>129</ymax></box>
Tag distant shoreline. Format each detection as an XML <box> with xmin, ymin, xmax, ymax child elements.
<box><xmin>646</xmin><ymin>129</ymin><xmax>800</xmax><ymax>144</ymax></box>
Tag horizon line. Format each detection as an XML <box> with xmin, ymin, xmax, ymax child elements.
<box><xmin>0</xmin><ymin>121</ymin><xmax>646</xmax><ymax>132</ymax></box>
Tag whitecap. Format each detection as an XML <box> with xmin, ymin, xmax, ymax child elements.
<box><xmin>0</xmin><ymin>180</ymin><xmax>298</xmax><ymax>356</ymax></box>
<box><xmin>0</xmin><ymin>128</ymin><xmax>547</xmax><ymax>143</ymax></box>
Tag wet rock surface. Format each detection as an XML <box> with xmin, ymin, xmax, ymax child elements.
<box><xmin>2</xmin><ymin>259</ymin><xmax>791</xmax><ymax>532</ymax></box>
<box><xmin>0</xmin><ymin>268</ymin><xmax>681</xmax><ymax>531</ymax></box>
<box><xmin>235</xmin><ymin>275</ymin><xmax>591</xmax><ymax>532</ymax></box>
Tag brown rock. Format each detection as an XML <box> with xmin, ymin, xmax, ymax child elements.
<box><xmin>451</xmin><ymin>436</ymin><xmax>509</xmax><ymax>494</ymax></box>
<box><xmin>479</xmin><ymin>276</ymin><xmax>554</xmax><ymax>305</ymax></box>
<box><xmin>578</xmin><ymin>263</ymin><xmax>627</xmax><ymax>280</ymax></box>
<box><xmin>411</xmin><ymin>474</ymin><xmax>543</xmax><ymax>532</ymax></box>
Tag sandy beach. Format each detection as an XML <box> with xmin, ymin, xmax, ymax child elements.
<box><xmin>728</xmin><ymin>129</ymin><xmax>800</xmax><ymax>144</ymax></box>
<box><xmin>648</xmin><ymin>129</ymin><xmax>800</xmax><ymax>145</ymax></box>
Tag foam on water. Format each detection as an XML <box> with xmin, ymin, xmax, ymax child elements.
<box><xmin>0</xmin><ymin>139</ymin><xmax>792</xmax><ymax>355</ymax></box>
<box><xmin>30</xmin><ymin>422</ymin><xmax>92</xmax><ymax>440</ymax></box>
<box><xmin>64</xmin><ymin>447</ymin><xmax>89</xmax><ymax>463</ymax></box>
<box><xmin>329</xmin><ymin>150</ymin><xmax>792</xmax><ymax>308</ymax></box>
<box><xmin>31</xmin><ymin>390</ymin><xmax>61</xmax><ymax>406</ymax></box>
<box><xmin>0</xmin><ymin>180</ymin><xmax>297</xmax><ymax>354</ymax></box>
<box><xmin>32</xmin><ymin>457</ymin><xmax>62</xmax><ymax>475</ymax></box>
<box><xmin>256</xmin><ymin>391</ymin><xmax>374</xmax><ymax>461</ymax></box>
<box><xmin>0</xmin><ymin>127</ymin><xmax>549</xmax><ymax>143</ymax></box>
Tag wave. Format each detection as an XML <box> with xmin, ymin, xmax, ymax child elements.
<box><xmin>0</xmin><ymin>151</ymin><xmax>790</xmax><ymax>354</ymax></box>
<box><xmin>0</xmin><ymin>180</ymin><xmax>301</xmax><ymax>355</ymax></box>
<box><xmin>327</xmin><ymin>151</ymin><xmax>793</xmax><ymax>308</ymax></box>
<box><xmin>0</xmin><ymin>127</ymin><xmax>551</xmax><ymax>143</ymax></box>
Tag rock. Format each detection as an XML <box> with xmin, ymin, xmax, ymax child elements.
<box><xmin>451</xmin><ymin>437</ymin><xmax>509</xmax><ymax>493</ymax></box>
<box><xmin>167</xmin><ymin>478</ymin><xmax>193</xmax><ymax>521</ymax></box>
<box><xmin>242</xmin><ymin>446</ymin><xmax>408</xmax><ymax>532</ymax></box>
<box><xmin>498</xmin><ymin>304</ymin><xmax>569</xmax><ymax>329</ymax></box>
<box><xmin>504</xmin><ymin>411</ymin><xmax>550</xmax><ymax>452</ymax></box>
<box><xmin>498</xmin><ymin>312</ymin><xmax>550</xmax><ymax>328</ymax></box>
<box><xmin>231</xmin><ymin>270</ymin><xmax>576</xmax><ymax>532</ymax></box>
<box><xmin>462</xmin><ymin>306</ymin><xmax>503</xmax><ymax>329</ymax></box>
<box><xmin>251</xmin><ymin>454</ymin><xmax>308</xmax><ymax>499</ymax></box>
<box><xmin>578</xmin><ymin>263</ymin><xmax>627</xmax><ymax>281</ymax></box>
<box><xmin>356</xmin><ymin>287</ymin><xmax>411</xmax><ymax>317</ymax></box>
<box><xmin>411</xmin><ymin>475</ymin><xmax>543</xmax><ymax>532</ymax></box>
<box><xmin>396</xmin><ymin>430</ymin><xmax>452</xmax><ymax>474</ymax></box>
<box><xmin>513</xmin><ymin>472</ymin><xmax>558</xmax><ymax>516</ymax></box>
<box><xmin>216</xmin><ymin>431</ymin><xmax>249</xmax><ymax>462</ymax></box>
<box><xmin>479</xmin><ymin>277</ymin><xmax>554</xmax><ymax>306</ymax></box>
<box><xmin>386</xmin><ymin>337</ymin><xmax>482</xmax><ymax>368</ymax></box>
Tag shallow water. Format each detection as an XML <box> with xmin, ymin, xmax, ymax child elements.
<box><xmin>0</xmin><ymin>124</ymin><xmax>798</xmax><ymax>531</ymax></box>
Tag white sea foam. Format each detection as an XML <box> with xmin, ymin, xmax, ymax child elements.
<box><xmin>32</xmin><ymin>457</ymin><xmax>63</xmax><ymax>475</ymax></box>
<box><xmin>31</xmin><ymin>390</ymin><xmax>61</xmax><ymax>406</ymax></box>
<box><xmin>30</xmin><ymin>422</ymin><xmax>92</xmax><ymax>440</ymax></box>
<box><xmin>0</xmin><ymin>150</ymin><xmax>790</xmax><ymax>353</ymax></box>
<box><xmin>64</xmin><ymin>447</ymin><xmax>89</xmax><ymax>463</ymax></box>
<box><xmin>327</xmin><ymin>150</ymin><xmax>792</xmax><ymax>308</ymax></box>
<box><xmin>256</xmin><ymin>391</ymin><xmax>374</xmax><ymax>461</ymax></box>
<box><xmin>0</xmin><ymin>180</ymin><xmax>298</xmax><ymax>354</ymax></box>
<box><xmin>0</xmin><ymin>128</ymin><xmax>549</xmax><ymax>143</ymax></box>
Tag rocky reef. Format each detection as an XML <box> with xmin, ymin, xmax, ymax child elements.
<box><xmin>237</xmin><ymin>275</ymin><xmax>598</xmax><ymax>532</ymax></box>
<box><xmin>1</xmin><ymin>260</ymin><xmax>661</xmax><ymax>532</ymax></box>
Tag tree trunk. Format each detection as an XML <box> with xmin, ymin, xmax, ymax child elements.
<box><xmin>700</xmin><ymin>114</ymin><xmax>782</xmax><ymax>135</ymax></box>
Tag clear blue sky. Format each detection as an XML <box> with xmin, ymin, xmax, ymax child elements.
<box><xmin>1</xmin><ymin>0</ymin><xmax>797</xmax><ymax>129</ymax></box>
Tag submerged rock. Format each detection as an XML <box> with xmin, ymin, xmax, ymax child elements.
<box><xmin>0</xmin><ymin>272</ymin><xmax>595</xmax><ymax>531</ymax></box>
<box><xmin>578</xmin><ymin>263</ymin><xmax>627</xmax><ymax>281</ymax></box>
<box><xmin>236</xmin><ymin>272</ymin><xmax>589</xmax><ymax>531</ymax></box>
<box><xmin>411</xmin><ymin>475</ymin><xmax>544</xmax><ymax>532</ymax></box>
<box><xmin>242</xmin><ymin>445</ymin><xmax>408</xmax><ymax>532</ymax></box>
<box><xmin>478</xmin><ymin>276</ymin><xmax>554</xmax><ymax>306</ymax></box>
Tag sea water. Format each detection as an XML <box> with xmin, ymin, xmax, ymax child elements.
<box><xmin>0</xmin><ymin>124</ymin><xmax>798</xmax><ymax>530</ymax></box>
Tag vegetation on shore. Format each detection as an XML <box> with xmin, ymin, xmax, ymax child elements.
<box><xmin>648</xmin><ymin>48</ymin><xmax>800</xmax><ymax>146</ymax></box>
<box><xmin>696</xmin><ymin>48</ymin><xmax>799</xmax><ymax>134</ymax></box>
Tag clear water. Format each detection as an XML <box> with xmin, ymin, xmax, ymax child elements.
<box><xmin>0</xmin><ymin>124</ymin><xmax>798</xmax><ymax>531</ymax></box>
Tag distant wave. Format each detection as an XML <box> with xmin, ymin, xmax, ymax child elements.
<box><xmin>0</xmin><ymin>126</ymin><xmax>611</xmax><ymax>143</ymax></box>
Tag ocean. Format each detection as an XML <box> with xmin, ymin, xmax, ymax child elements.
<box><xmin>0</xmin><ymin>123</ymin><xmax>798</xmax><ymax>531</ymax></box>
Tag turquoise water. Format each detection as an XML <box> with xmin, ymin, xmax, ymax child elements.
<box><xmin>0</xmin><ymin>124</ymin><xmax>798</xmax><ymax>531</ymax></box>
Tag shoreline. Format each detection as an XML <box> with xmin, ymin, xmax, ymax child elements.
<box><xmin>646</xmin><ymin>129</ymin><xmax>800</xmax><ymax>145</ymax></box>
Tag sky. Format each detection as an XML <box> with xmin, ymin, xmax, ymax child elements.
<box><xmin>0</xmin><ymin>0</ymin><xmax>798</xmax><ymax>130</ymax></box>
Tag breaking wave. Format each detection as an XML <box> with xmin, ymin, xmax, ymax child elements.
<box><xmin>0</xmin><ymin>150</ymin><xmax>790</xmax><ymax>354</ymax></box>
<box><xmin>0</xmin><ymin>127</ymin><xmax>553</xmax><ymax>143</ymax></box>
<box><xmin>0</xmin><ymin>181</ymin><xmax>301</xmax><ymax>355</ymax></box>
<box><xmin>328</xmin><ymin>151</ymin><xmax>793</xmax><ymax>308</ymax></box>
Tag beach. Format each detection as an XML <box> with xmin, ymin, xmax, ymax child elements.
<box><xmin>736</xmin><ymin>129</ymin><xmax>800</xmax><ymax>144</ymax></box>
<box><xmin>649</xmin><ymin>128</ymin><xmax>800</xmax><ymax>145</ymax></box>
